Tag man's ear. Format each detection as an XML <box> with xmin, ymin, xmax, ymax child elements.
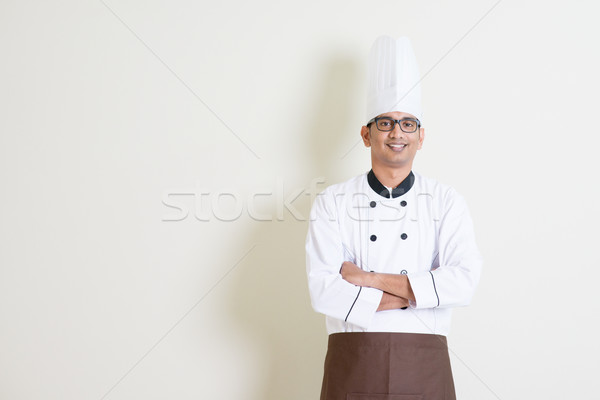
<box><xmin>417</xmin><ymin>127</ymin><xmax>425</xmax><ymax>150</ymax></box>
<box><xmin>361</xmin><ymin>126</ymin><xmax>371</xmax><ymax>147</ymax></box>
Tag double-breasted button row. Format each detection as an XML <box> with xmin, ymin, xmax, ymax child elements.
<box><xmin>369</xmin><ymin>233</ymin><xmax>408</xmax><ymax>241</ymax></box>
<box><xmin>368</xmin><ymin>200</ymin><xmax>408</xmax><ymax>208</ymax></box>
<box><xmin>369</xmin><ymin>199</ymin><xmax>408</xmax><ymax>243</ymax></box>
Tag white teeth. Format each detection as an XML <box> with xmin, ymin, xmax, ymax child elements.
<box><xmin>389</xmin><ymin>144</ymin><xmax>405</xmax><ymax>148</ymax></box>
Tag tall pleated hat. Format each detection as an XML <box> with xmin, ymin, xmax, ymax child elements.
<box><xmin>366</xmin><ymin>36</ymin><xmax>423</xmax><ymax>124</ymax></box>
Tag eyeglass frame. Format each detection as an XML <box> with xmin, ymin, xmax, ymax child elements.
<box><xmin>366</xmin><ymin>116</ymin><xmax>422</xmax><ymax>133</ymax></box>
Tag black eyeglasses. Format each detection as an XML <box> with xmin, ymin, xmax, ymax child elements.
<box><xmin>367</xmin><ymin>116</ymin><xmax>421</xmax><ymax>133</ymax></box>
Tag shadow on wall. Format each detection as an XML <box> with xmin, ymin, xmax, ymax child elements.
<box><xmin>227</xmin><ymin>54</ymin><xmax>363</xmax><ymax>400</ymax></box>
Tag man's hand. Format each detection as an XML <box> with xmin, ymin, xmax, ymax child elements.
<box><xmin>378</xmin><ymin>292</ymin><xmax>409</xmax><ymax>311</ymax></box>
<box><xmin>340</xmin><ymin>261</ymin><xmax>369</xmax><ymax>287</ymax></box>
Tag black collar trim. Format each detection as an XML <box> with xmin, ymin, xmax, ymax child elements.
<box><xmin>367</xmin><ymin>169</ymin><xmax>415</xmax><ymax>199</ymax></box>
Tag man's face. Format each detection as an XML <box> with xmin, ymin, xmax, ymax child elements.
<box><xmin>360</xmin><ymin>111</ymin><xmax>425</xmax><ymax>170</ymax></box>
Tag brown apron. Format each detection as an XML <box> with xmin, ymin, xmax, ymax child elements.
<box><xmin>320</xmin><ymin>332</ymin><xmax>456</xmax><ymax>400</ymax></box>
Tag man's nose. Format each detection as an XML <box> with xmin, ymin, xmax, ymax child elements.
<box><xmin>389</xmin><ymin>123</ymin><xmax>404</xmax><ymax>138</ymax></box>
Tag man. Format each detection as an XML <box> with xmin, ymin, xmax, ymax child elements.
<box><xmin>305</xmin><ymin>36</ymin><xmax>483</xmax><ymax>399</ymax></box>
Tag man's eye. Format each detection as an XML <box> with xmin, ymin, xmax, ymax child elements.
<box><xmin>403</xmin><ymin>122</ymin><xmax>414</xmax><ymax>128</ymax></box>
<box><xmin>380</xmin><ymin>121</ymin><xmax>391</xmax><ymax>126</ymax></box>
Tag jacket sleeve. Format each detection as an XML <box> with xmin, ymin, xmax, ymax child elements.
<box><xmin>305</xmin><ymin>190</ymin><xmax>383</xmax><ymax>329</ymax></box>
<box><xmin>407</xmin><ymin>188</ymin><xmax>483</xmax><ymax>309</ymax></box>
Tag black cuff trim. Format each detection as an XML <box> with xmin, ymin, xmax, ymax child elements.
<box><xmin>345</xmin><ymin>286</ymin><xmax>362</xmax><ymax>322</ymax></box>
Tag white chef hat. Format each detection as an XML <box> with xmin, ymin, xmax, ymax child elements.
<box><xmin>366</xmin><ymin>36</ymin><xmax>423</xmax><ymax>124</ymax></box>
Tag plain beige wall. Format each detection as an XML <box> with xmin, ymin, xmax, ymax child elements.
<box><xmin>1</xmin><ymin>0</ymin><xmax>599</xmax><ymax>399</ymax></box>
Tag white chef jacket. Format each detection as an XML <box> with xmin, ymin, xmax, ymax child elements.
<box><xmin>305</xmin><ymin>169</ymin><xmax>483</xmax><ymax>336</ymax></box>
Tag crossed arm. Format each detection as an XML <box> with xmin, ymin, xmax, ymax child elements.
<box><xmin>340</xmin><ymin>261</ymin><xmax>416</xmax><ymax>311</ymax></box>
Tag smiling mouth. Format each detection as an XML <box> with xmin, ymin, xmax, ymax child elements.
<box><xmin>387</xmin><ymin>144</ymin><xmax>406</xmax><ymax>151</ymax></box>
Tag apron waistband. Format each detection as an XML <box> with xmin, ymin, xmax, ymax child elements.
<box><xmin>327</xmin><ymin>331</ymin><xmax>448</xmax><ymax>350</ymax></box>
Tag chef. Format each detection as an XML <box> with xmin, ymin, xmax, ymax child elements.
<box><xmin>305</xmin><ymin>36</ymin><xmax>483</xmax><ymax>400</ymax></box>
